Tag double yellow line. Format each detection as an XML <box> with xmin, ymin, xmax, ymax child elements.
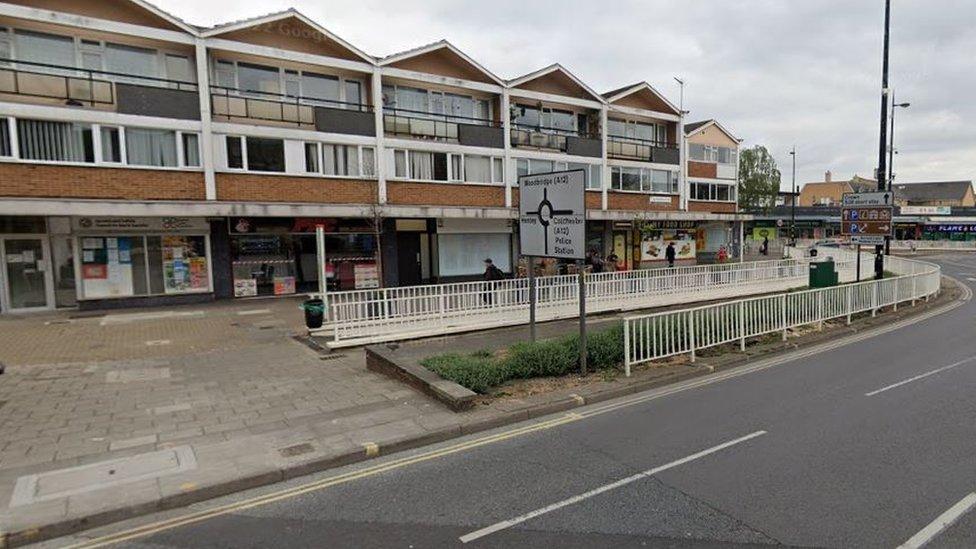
<box><xmin>67</xmin><ymin>413</ymin><xmax>582</xmax><ymax>548</ymax></box>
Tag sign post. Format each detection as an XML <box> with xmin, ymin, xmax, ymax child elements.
<box><xmin>518</xmin><ymin>169</ymin><xmax>587</xmax><ymax>373</ymax></box>
<box><xmin>841</xmin><ymin>192</ymin><xmax>893</xmax><ymax>279</ymax></box>
<box><xmin>316</xmin><ymin>225</ymin><xmax>327</xmax><ymax>298</ymax></box>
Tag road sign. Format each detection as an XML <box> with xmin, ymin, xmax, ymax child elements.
<box><xmin>841</xmin><ymin>193</ymin><xmax>893</xmax><ymax>243</ymax></box>
<box><xmin>518</xmin><ymin>169</ymin><xmax>586</xmax><ymax>259</ymax></box>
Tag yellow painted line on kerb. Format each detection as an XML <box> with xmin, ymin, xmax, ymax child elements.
<box><xmin>66</xmin><ymin>413</ymin><xmax>583</xmax><ymax>549</ymax></box>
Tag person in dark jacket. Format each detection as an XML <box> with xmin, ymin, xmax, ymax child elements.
<box><xmin>665</xmin><ymin>242</ymin><xmax>676</xmax><ymax>268</ymax></box>
<box><xmin>482</xmin><ymin>258</ymin><xmax>505</xmax><ymax>305</ymax></box>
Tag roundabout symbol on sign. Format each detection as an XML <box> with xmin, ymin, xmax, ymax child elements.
<box><xmin>525</xmin><ymin>187</ymin><xmax>575</xmax><ymax>255</ymax></box>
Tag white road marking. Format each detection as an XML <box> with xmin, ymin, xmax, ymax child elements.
<box><xmin>144</xmin><ymin>340</ymin><xmax>171</xmax><ymax>346</ymax></box>
<box><xmin>865</xmin><ymin>354</ymin><xmax>976</xmax><ymax>396</ymax></box>
<box><xmin>458</xmin><ymin>430</ymin><xmax>767</xmax><ymax>544</ymax></box>
<box><xmin>897</xmin><ymin>493</ymin><xmax>976</xmax><ymax>549</ymax></box>
<box><xmin>236</xmin><ymin>309</ymin><xmax>272</xmax><ymax>316</ymax></box>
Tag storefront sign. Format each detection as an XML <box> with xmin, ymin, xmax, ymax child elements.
<box><xmin>641</xmin><ymin>234</ymin><xmax>696</xmax><ymax>261</ymax></box>
<box><xmin>73</xmin><ymin>217</ymin><xmax>209</xmax><ymax>234</ymax></box>
<box><xmin>928</xmin><ymin>224</ymin><xmax>976</xmax><ymax>233</ymax></box>
<box><xmin>752</xmin><ymin>227</ymin><xmax>777</xmax><ymax>241</ymax></box>
<box><xmin>638</xmin><ymin>220</ymin><xmax>698</xmax><ymax>230</ymax></box>
<box><xmin>354</xmin><ymin>263</ymin><xmax>380</xmax><ymax>289</ymax></box>
<box><xmin>230</xmin><ymin>217</ymin><xmax>374</xmax><ymax>235</ymax></box>
<box><xmin>901</xmin><ymin>206</ymin><xmax>952</xmax><ymax>215</ymax></box>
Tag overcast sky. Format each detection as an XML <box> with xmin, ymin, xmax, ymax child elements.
<box><xmin>157</xmin><ymin>0</ymin><xmax>975</xmax><ymax>190</ymax></box>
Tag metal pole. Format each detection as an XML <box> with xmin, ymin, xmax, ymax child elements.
<box><xmin>856</xmin><ymin>244</ymin><xmax>861</xmax><ymax>282</ymax></box>
<box><xmin>527</xmin><ymin>256</ymin><xmax>537</xmax><ymax>342</ymax></box>
<box><xmin>790</xmin><ymin>146</ymin><xmax>796</xmax><ymax>245</ymax></box>
<box><xmin>886</xmin><ymin>92</ymin><xmax>896</xmax><ymax>256</ymax></box>
<box><xmin>577</xmin><ymin>259</ymin><xmax>587</xmax><ymax>376</ymax></box>
<box><xmin>316</xmin><ymin>225</ymin><xmax>327</xmax><ymax>298</ymax></box>
<box><xmin>875</xmin><ymin>0</ymin><xmax>891</xmax><ymax>278</ymax></box>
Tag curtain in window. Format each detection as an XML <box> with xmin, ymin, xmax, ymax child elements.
<box><xmin>165</xmin><ymin>54</ymin><xmax>195</xmax><ymax>83</ymax></box>
<box><xmin>392</xmin><ymin>149</ymin><xmax>406</xmax><ymax>178</ymax></box>
<box><xmin>302</xmin><ymin>72</ymin><xmax>340</xmax><ymax>103</ymax></box>
<box><xmin>0</xmin><ymin>119</ymin><xmax>10</xmax><ymax>156</ymax></box>
<box><xmin>105</xmin><ymin>44</ymin><xmax>157</xmax><ymax>78</ymax></box>
<box><xmin>238</xmin><ymin>63</ymin><xmax>280</xmax><ymax>94</ymax></box>
<box><xmin>344</xmin><ymin>81</ymin><xmax>362</xmax><ymax>108</ymax></box>
<box><xmin>397</xmin><ymin>87</ymin><xmax>428</xmax><ymax>113</ymax></box>
<box><xmin>18</xmin><ymin>119</ymin><xmax>92</xmax><ymax>162</ymax></box>
<box><xmin>361</xmin><ymin>147</ymin><xmax>376</xmax><ymax>177</ymax></box>
<box><xmin>15</xmin><ymin>30</ymin><xmax>74</xmax><ymax>69</ymax></box>
<box><xmin>100</xmin><ymin>127</ymin><xmax>120</xmax><ymax>162</ymax></box>
<box><xmin>465</xmin><ymin>155</ymin><xmax>491</xmax><ymax>183</ymax></box>
<box><xmin>410</xmin><ymin>151</ymin><xmax>434</xmax><ymax>179</ymax></box>
<box><xmin>182</xmin><ymin>133</ymin><xmax>200</xmax><ymax>167</ymax></box>
<box><xmin>345</xmin><ymin>146</ymin><xmax>359</xmax><ymax>176</ymax></box>
<box><xmin>125</xmin><ymin>128</ymin><xmax>177</xmax><ymax>167</ymax></box>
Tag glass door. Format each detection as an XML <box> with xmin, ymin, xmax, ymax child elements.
<box><xmin>2</xmin><ymin>237</ymin><xmax>53</xmax><ymax>311</ymax></box>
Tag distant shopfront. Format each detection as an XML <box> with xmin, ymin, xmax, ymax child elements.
<box><xmin>228</xmin><ymin>217</ymin><xmax>379</xmax><ymax>297</ymax></box>
<box><xmin>72</xmin><ymin>216</ymin><xmax>213</xmax><ymax>308</ymax></box>
<box><xmin>922</xmin><ymin>223</ymin><xmax>976</xmax><ymax>241</ymax></box>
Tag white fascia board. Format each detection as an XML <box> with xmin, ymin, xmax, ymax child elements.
<box><xmin>382</xmin><ymin>137</ymin><xmax>501</xmax><ymax>157</ymax></box>
<box><xmin>0</xmin><ymin>103</ymin><xmax>203</xmax><ymax>131</ymax></box>
<box><xmin>608</xmin><ymin>158</ymin><xmax>680</xmax><ymax>171</ymax></box>
<box><xmin>688</xmin><ymin>176</ymin><xmax>738</xmax><ymax>184</ymax></box>
<box><xmin>0</xmin><ymin>198</ymin><xmax>521</xmax><ymax>220</ymax></box>
<box><xmin>0</xmin><ymin>3</ymin><xmax>195</xmax><ymax>44</ymax></box>
<box><xmin>610</xmin><ymin>105</ymin><xmax>681</xmax><ymax>122</ymax></box>
<box><xmin>588</xmin><ymin>209</ymin><xmax>748</xmax><ymax>222</ymax></box>
<box><xmin>210</xmin><ymin>122</ymin><xmax>377</xmax><ymax>146</ymax></box>
<box><xmin>205</xmin><ymin>38</ymin><xmax>374</xmax><ymax>73</ymax></box>
<box><xmin>380</xmin><ymin>67</ymin><xmax>503</xmax><ymax>95</ymax></box>
<box><xmin>510</xmin><ymin>149</ymin><xmax>604</xmax><ymax>165</ymax></box>
<box><xmin>507</xmin><ymin>88</ymin><xmax>603</xmax><ymax>110</ymax></box>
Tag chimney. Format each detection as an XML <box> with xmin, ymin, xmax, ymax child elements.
<box><xmin>825</xmin><ymin>170</ymin><xmax>832</xmax><ymax>183</ymax></box>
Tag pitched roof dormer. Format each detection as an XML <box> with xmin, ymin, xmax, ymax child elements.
<box><xmin>603</xmin><ymin>82</ymin><xmax>680</xmax><ymax>116</ymax></box>
<box><xmin>203</xmin><ymin>9</ymin><xmax>374</xmax><ymax>64</ymax></box>
<box><xmin>4</xmin><ymin>0</ymin><xmax>197</xmax><ymax>33</ymax></box>
<box><xmin>684</xmin><ymin>119</ymin><xmax>741</xmax><ymax>143</ymax></box>
<box><xmin>508</xmin><ymin>64</ymin><xmax>604</xmax><ymax>104</ymax></box>
<box><xmin>380</xmin><ymin>40</ymin><xmax>504</xmax><ymax>86</ymax></box>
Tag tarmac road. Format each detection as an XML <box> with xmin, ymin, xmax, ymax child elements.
<box><xmin>51</xmin><ymin>254</ymin><xmax>976</xmax><ymax>549</ymax></box>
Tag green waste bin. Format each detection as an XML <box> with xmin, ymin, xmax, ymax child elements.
<box><xmin>808</xmin><ymin>258</ymin><xmax>838</xmax><ymax>288</ymax></box>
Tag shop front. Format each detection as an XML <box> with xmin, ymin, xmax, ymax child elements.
<box><xmin>434</xmin><ymin>218</ymin><xmax>513</xmax><ymax>282</ymax></box>
<box><xmin>228</xmin><ymin>217</ymin><xmax>380</xmax><ymax>297</ymax></box>
<box><xmin>922</xmin><ymin>222</ymin><xmax>976</xmax><ymax>241</ymax></box>
<box><xmin>0</xmin><ymin>216</ymin><xmax>57</xmax><ymax>313</ymax></box>
<box><xmin>635</xmin><ymin>220</ymin><xmax>699</xmax><ymax>267</ymax></box>
<box><xmin>72</xmin><ymin>216</ymin><xmax>213</xmax><ymax>309</ymax></box>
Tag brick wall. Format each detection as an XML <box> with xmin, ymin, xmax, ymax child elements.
<box><xmin>0</xmin><ymin>164</ymin><xmax>205</xmax><ymax>200</ymax></box>
<box><xmin>688</xmin><ymin>161</ymin><xmax>717</xmax><ymax>178</ymax></box>
<box><xmin>689</xmin><ymin>201</ymin><xmax>737</xmax><ymax>214</ymax></box>
<box><xmin>387</xmin><ymin>182</ymin><xmax>505</xmax><ymax>207</ymax></box>
<box><xmin>607</xmin><ymin>192</ymin><xmax>679</xmax><ymax>212</ymax></box>
<box><xmin>216</xmin><ymin>174</ymin><xmax>376</xmax><ymax>203</ymax></box>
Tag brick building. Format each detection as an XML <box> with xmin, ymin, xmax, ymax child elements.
<box><xmin>0</xmin><ymin>0</ymin><xmax>744</xmax><ymax>313</ymax></box>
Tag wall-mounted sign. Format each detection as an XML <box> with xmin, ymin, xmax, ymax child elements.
<box><xmin>73</xmin><ymin>217</ymin><xmax>209</xmax><ymax>234</ymax></box>
<box><xmin>900</xmin><ymin>206</ymin><xmax>951</xmax><ymax>215</ymax></box>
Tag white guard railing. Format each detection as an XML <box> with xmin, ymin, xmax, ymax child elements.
<box><xmin>315</xmin><ymin>249</ymin><xmax>864</xmax><ymax>348</ymax></box>
<box><xmin>623</xmin><ymin>251</ymin><xmax>941</xmax><ymax>376</ymax></box>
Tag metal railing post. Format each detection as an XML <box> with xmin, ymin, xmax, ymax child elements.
<box><xmin>817</xmin><ymin>289</ymin><xmax>824</xmax><ymax>331</ymax></box>
<box><xmin>846</xmin><ymin>284</ymin><xmax>852</xmax><ymax>325</ymax></box>
<box><xmin>624</xmin><ymin>320</ymin><xmax>631</xmax><ymax>377</ymax></box>
<box><xmin>911</xmin><ymin>275</ymin><xmax>917</xmax><ymax>306</ymax></box>
<box><xmin>688</xmin><ymin>312</ymin><xmax>696</xmax><ymax>363</ymax></box>
<box><xmin>781</xmin><ymin>294</ymin><xmax>788</xmax><ymax>341</ymax></box>
<box><xmin>871</xmin><ymin>281</ymin><xmax>878</xmax><ymax>317</ymax></box>
<box><xmin>738</xmin><ymin>300</ymin><xmax>746</xmax><ymax>352</ymax></box>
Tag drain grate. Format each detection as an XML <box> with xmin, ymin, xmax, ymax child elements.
<box><xmin>279</xmin><ymin>443</ymin><xmax>315</xmax><ymax>458</ymax></box>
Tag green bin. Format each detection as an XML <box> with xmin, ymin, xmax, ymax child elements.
<box><xmin>808</xmin><ymin>258</ymin><xmax>838</xmax><ymax>288</ymax></box>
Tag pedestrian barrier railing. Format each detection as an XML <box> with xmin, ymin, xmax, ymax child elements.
<box><xmin>889</xmin><ymin>240</ymin><xmax>976</xmax><ymax>251</ymax></box>
<box><xmin>315</xmin><ymin>250</ymin><xmax>866</xmax><ymax>348</ymax></box>
<box><xmin>622</xmin><ymin>250</ymin><xmax>941</xmax><ymax>376</ymax></box>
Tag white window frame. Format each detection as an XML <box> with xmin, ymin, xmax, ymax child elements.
<box><xmin>214</xmin><ymin>59</ymin><xmax>365</xmax><ymax>107</ymax></box>
<box><xmin>689</xmin><ymin>180</ymin><xmax>737</xmax><ymax>203</ymax></box>
<box><xmin>299</xmin><ymin>141</ymin><xmax>376</xmax><ymax>179</ymax></box>
<box><xmin>390</xmin><ymin>148</ymin><xmax>504</xmax><ymax>185</ymax></box>
<box><xmin>383</xmin><ymin>83</ymin><xmax>493</xmax><ymax>121</ymax></box>
<box><xmin>610</xmin><ymin>166</ymin><xmax>679</xmax><ymax>194</ymax></box>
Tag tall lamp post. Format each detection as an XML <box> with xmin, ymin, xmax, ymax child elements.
<box><xmin>886</xmin><ymin>95</ymin><xmax>910</xmax><ymax>254</ymax></box>
<box><xmin>874</xmin><ymin>0</ymin><xmax>892</xmax><ymax>279</ymax></box>
<box><xmin>789</xmin><ymin>147</ymin><xmax>796</xmax><ymax>245</ymax></box>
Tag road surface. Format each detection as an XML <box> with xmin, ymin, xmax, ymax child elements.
<box><xmin>53</xmin><ymin>254</ymin><xmax>976</xmax><ymax>548</ymax></box>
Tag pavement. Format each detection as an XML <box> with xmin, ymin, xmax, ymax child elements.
<box><xmin>12</xmin><ymin>253</ymin><xmax>973</xmax><ymax>548</ymax></box>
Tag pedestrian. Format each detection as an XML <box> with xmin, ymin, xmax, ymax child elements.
<box><xmin>717</xmin><ymin>246</ymin><xmax>728</xmax><ymax>263</ymax></box>
<box><xmin>482</xmin><ymin>258</ymin><xmax>505</xmax><ymax>305</ymax></box>
<box><xmin>606</xmin><ymin>252</ymin><xmax>619</xmax><ymax>272</ymax></box>
<box><xmin>588</xmin><ymin>250</ymin><xmax>604</xmax><ymax>273</ymax></box>
<box><xmin>665</xmin><ymin>241</ymin><xmax>676</xmax><ymax>268</ymax></box>
<box><xmin>761</xmin><ymin>236</ymin><xmax>769</xmax><ymax>256</ymax></box>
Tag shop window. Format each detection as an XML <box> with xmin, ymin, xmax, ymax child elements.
<box><xmin>80</xmin><ymin>235</ymin><xmax>209</xmax><ymax>299</ymax></box>
<box><xmin>100</xmin><ymin>126</ymin><xmax>121</xmax><ymax>163</ymax></box>
<box><xmin>126</xmin><ymin>128</ymin><xmax>177</xmax><ymax>167</ymax></box>
<box><xmin>246</xmin><ymin>137</ymin><xmax>284</xmax><ymax>172</ymax></box>
<box><xmin>0</xmin><ymin>118</ymin><xmax>10</xmax><ymax>157</ymax></box>
<box><xmin>182</xmin><ymin>133</ymin><xmax>200</xmax><ymax>167</ymax></box>
<box><xmin>226</xmin><ymin>136</ymin><xmax>243</xmax><ymax>169</ymax></box>
<box><xmin>18</xmin><ymin>119</ymin><xmax>94</xmax><ymax>163</ymax></box>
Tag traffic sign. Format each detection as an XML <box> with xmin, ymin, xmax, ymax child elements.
<box><xmin>841</xmin><ymin>193</ymin><xmax>893</xmax><ymax>242</ymax></box>
<box><xmin>519</xmin><ymin>169</ymin><xmax>586</xmax><ymax>259</ymax></box>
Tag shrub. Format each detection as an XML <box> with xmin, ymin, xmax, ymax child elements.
<box><xmin>421</xmin><ymin>353</ymin><xmax>507</xmax><ymax>394</ymax></box>
<box><xmin>586</xmin><ymin>323</ymin><xmax>624</xmax><ymax>370</ymax></box>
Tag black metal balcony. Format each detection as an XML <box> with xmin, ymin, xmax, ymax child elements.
<box><xmin>383</xmin><ymin>107</ymin><xmax>503</xmax><ymax>147</ymax></box>
<box><xmin>607</xmin><ymin>135</ymin><xmax>679</xmax><ymax>164</ymax></box>
<box><xmin>509</xmin><ymin>123</ymin><xmax>602</xmax><ymax>157</ymax></box>
<box><xmin>210</xmin><ymin>85</ymin><xmax>372</xmax><ymax>129</ymax></box>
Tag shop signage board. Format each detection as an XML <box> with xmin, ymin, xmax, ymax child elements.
<box><xmin>901</xmin><ymin>205</ymin><xmax>951</xmax><ymax>215</ymax></box>
<box><xmin>842</xmin><ymin>192</ymin><xmax>893</xmax><ymax>245</ymax></box>
<box><xmin>73</xmin><ymin>217</ymin><xmax>209</xmax><ymax>234</ymax></box>
<box><xmin>518</xmin><ymin>170</ymin><xmax>586</xmax><ymax>259</ymax></box>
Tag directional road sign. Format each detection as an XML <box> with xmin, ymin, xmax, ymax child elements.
<box><xmin>519</xmin><ymin>169</ymin><xmax>586</xmax><ymax>259</ymax></box>
<box><xmin>841</xmin><ymin>192</ymin><xmax>893</xmax><ymax>245</ymax></box>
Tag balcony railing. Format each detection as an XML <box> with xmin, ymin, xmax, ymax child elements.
<box><xmin>383</xmin><ymin>107</ymin><xmax>499</xmax><ymax>142</ymax></box>
<box><xmin>0</xmin><ymin>58</ymin><xmax>197</xmax><ymax>107</ymax></box>
<box><xmin>510</xmin><ymin>123</ymin><xmax>602</xmax><ymax>156</ymax></box>
<box><xmin>210</xmin><ymin>85</ymin><xmax>372</xmax><ymax>128</ymax></box>
<box><xmin>607</xmin><ymin>135</ymin><xmax>679</xmax><ymax>164</ymax></box>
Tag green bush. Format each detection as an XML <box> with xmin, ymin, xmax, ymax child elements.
<box><xmin>586</xmin><ymin>323</ymin><xmax>624</xmax><ymax>369</ymax></box>
<box><xmin>421</xmin><ymin>353</ymin><xmax>507</xmax><ymax>394</ymax></box>
<box><xmin>505</xmin><ymin>337</ymin><xmax>578</xmax><ymax>378</ymax></box>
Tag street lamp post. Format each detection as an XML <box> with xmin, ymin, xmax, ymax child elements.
<box><xmin>874</xmin><ymin>0</ymin><xmax>892</xmax><ymax>280</ymax></box>
<box><xmin>886</xmin><ymin>94</ymin><xmax>910</xmax><ymax>254</ymax></box>
<box><xmin>789</xmin><ymin>147</ymin><xmax>796</xmax><ymax>246</ymax></box>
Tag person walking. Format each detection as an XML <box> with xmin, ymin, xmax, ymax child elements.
<box><xmin>482</xmin><ymin>258</ymin><xmax>505</xmax><ymax>305</ymax></box>
<box><xmin>665</xmin><ymin>241</ymin><xmax>676</xmax><ymax>268</ymax></box>
<box><xmin>761</xmin><ymin>236</ymin><xmax>769</xmax><ymax>256</ymax></box>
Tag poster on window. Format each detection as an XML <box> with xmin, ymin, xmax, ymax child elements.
<box><xmin>640</xmin><ymin>233</ymin><xmax>696</xmax><ymax>262</ymax></box>
<box><xmin>234</xmin><ymin>278</ymin><xmax>258</xmax><ymax>297</ymax></box>
<box><xmin>354</xmin><ymin>263</ymin><xmax>380</xmax><ymax>289</ymax></box>
<box><xmin>162</xmin><ymin>236</ymin><xmax>209</xmax><ymax>294</ymax></box>
<box><xmin>273</xmin><ymin>276</ymin><xmax>296</xmax><ymax>295</ymax></box>
<box><xmin>80</xmin><ymin>236</ymin><xmax>135</xmax><ymax>298</ymax></box>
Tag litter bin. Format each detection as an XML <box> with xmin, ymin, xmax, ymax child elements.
<box><xmin>302</xmin><ymin>298</ymin><xmax>325</xmax><ymax>329</ymax></box>
<box><xmin>808</xmin><ymin>259</ymin><xmax>838</xmax><ymax>288</ymax></box>
<box><xmin>809</xmin><ymin>248</ymin><xmax>819</xmax><ymax>257</ymax></box>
